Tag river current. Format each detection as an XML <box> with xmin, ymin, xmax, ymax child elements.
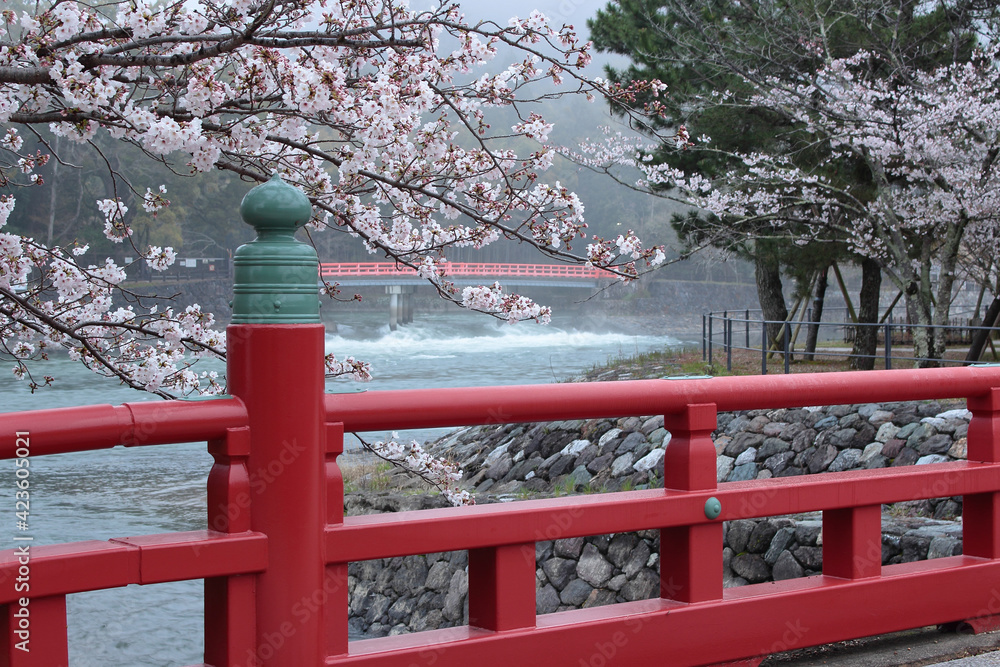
<box><xmin>1</xmin><ymin>310</ymin><xmax>682</xmax><ymax>665</ymax></box>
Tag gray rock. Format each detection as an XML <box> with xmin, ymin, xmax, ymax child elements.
<box><xmin>732</xmin><ymin>553</ymin><xmax>770</xmax><ymax>584</ymax></box>
<box><xmin>772</xmin><ymin>550</ymin><xmax>804</xmax><ymax>580</ymax></box>
<box><xmin>765</xmin><ymin>527</ymin><xmax>796</xmax><ymax>565</ymax></box>
<box><xmin>763</xmin><ymin>422</ymin><xmax>789</xmax><ymax>437</ymax></box>
<box><xmin>792</xmin><ymin>546</ymin><xmax>823</xmax><ymax>570</ymax></box>
<box><xmin>900</xmin><ymin>534</ymin><xmax>931</xmax><ymax>562</ymax></box>
<box><xmin>584</xmin><ymin>589</ymin><xmax>619</xmax><ymax>609</ymax></box>
<box><xmin>616</xmin><ymin>431</ymin><xmax>648</xmax><ymax>454</ymax></box>
<box><xmin>791</xmin><ymin>429</ymin><xmax>817</xmax><ymax>453</ymax></box>
<box><xmin>577</xmin><ymin>544</ymin><xmax>614</xmax><ymax>587</ymax></box>
<box><xmin>717</xmin><ymin>455</ymin><xmax>735</xmax><ymax>482</ymax></box>
<box><xmin>559</xmin><ymin>578</ymin><xmax>593</xmax><ymax>606</ymax></box>
<box><xmin>641</xmin><ymin>415</ymin><xmax>665</xmax><ymax>434</ymax></box>
<box><xmin>425</xmin><ymin>561</ymin><xmax>452</xmax><ymax>591</ymax></box>
<box><xmin>536</xmin><ymin>584</ymin><xmax>561</xmax><ymax>614</ymax></box>
<box><xmin>634</xmin><ymin>448</ymin><xmax>665</xmax><ymax>473</ymax></box>
<box><xmin>747</xmin><ymin>521</ymin><xmax>779</xmax><ymax>553</ymax></box>
<box><xmin>948</xmin><ymin>438</ymin><xmax>968</xmax><ymax>459</ymax></box>
<box><xmin>622</xmin><ymin>541</ymin><xmax>651</xmax><ymax>578</ymax></box>
<box><xmin>764</xmin><ymin>451</ymin><xmax>795</xmax><ymax>475</ymax></box>
<box><xmin>735</xmin><ymin>447</ymin><xmax>757</xmax><ymax>466</ymax></box>
<box><xmin>916</xmin><ymin>454</ymin><xmax>949</xmax><ymax>465</ymax></box>
<box><xmin>828</xmin><ymin>449</ymin><xmax>862</xmax><ymax>472</ymax></box>
<box><xmin>891</xmin><ymin>447</ymin><xmax>920</xmax><ymax>467</ymax></box>
<box><xmin>611</xmin><ymin>453</ymin><xmax>635</xmax><ymax>477</ymax></box>
<box><xmin>920</xmin><ymin>434</ymin><xmax>953</xmax><ymax>456</ymax></box>
<box><xmin>649</xmin><ymin>428</ymin><xmax>669</xmax><ymax>446</ymax></box>
<box><xmin>724</xmin><ymin>432</ymin><xmax>765</xmax><ymax>457</ymax></box>
<box><xmin>598</xmin><ymin>428</ymin><xmax>622</xmax><ymax>448</ymax></box>
<box><xmin>486</xmin><ymin>455</ymin><xmax>513</xmax><ymax>480</ymax></box>
<box><xmin>857</xmin><ymin>404</ymin><xmax>880</xmax><ymax>418</ymax></box>
<box><xmin>607</xmin><ymin>534</ymin><xmax>638</xmax><ymax>569</ymax></box>
<box><xmin>927</xmin><ymin>536</ymin><xmax>960</xmax><ymax>560</ymax></box>
<box><xmin>860</xmin><ymin>442</ymin><xmax>884</xmax><ymax>464</ymax></box>
<box><xmin>814</xmin><ymin>415</ymin><xmax>838</xmax><ymax>430</ymax></box>
<box><xmin>758</xmin><ymin>437</ymin><xmax>791</xmax><ymax>460</ymax></box>
<box><xmin>442</xmin><ymin>570</ymin><xmax>468</xmax><ymax>622</ymax></box>
<box><xmin>728</xmin><ymin>462</ymin><xmax>758</xmax><ymax>482</ymax></box>
<box><xmin>727</xmin><ymin>520</ymin><xmax>755</xmax><ymax>554</ymax></box>
<box><xmin>621</xmin><ymin>569</ymin><xmax>659</xmax><ymax>601</ymax></box>
<box><xmin>569</xmin><ymin>465</ymin><xmax>593</xmax><ymax>488</ymax></box>
<box><xmin>806</xmin><ymin>444</ymin><xmax>838</xmax><ymax>473</ymax></box>
<box><xmin>607</xmin><ymin>573</ymin><xmax>628</xmax><ymax>592</ymax></box>
<box><xmin>483</xmin><ymin>442</ymin><xmax>511</xmax><ymax>467</ymax></box>
<box><xmin>554</xmin><ymin>536</ymin><xmax>585</xmax><ymax>559</ymax></box>
<box><xmin>747</xmin><ymin>415</ymin><xmax>771</xmax><ymax>433</ymax></box>
<box><xmin>937</xmin><ymin>408</ymin><xmax>972</xmax><ymax>421</ymax></box>
<box><xmin>542</xmin><ymin>557</ymin><xmax>576</xmax><ymax>590</ymax></box>
<box><xmin>869</xmin><ymin>410</ymin><xmax>894</xmax><ymax>425</ymax></box>
<box><xmin>896</xmin><ymin>422</ymin><xmax>920</xmax><ymax>439</ymax></box>
<box><xmin>587</xmin><ymin>453</ymin><xmax>613</xmax><ymax>474</ymax></box>
<box><xmin>387</xmin><ymin>596</ymin><xmax>416</xmax><ymax>622</ymax></box>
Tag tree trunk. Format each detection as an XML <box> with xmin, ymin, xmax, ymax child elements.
<box><xmin>850</xmin><ymin>258</ymin><xmax>882</xmax><ymax>370</ymax></box>
<box><xmin>906</xmin><ymin>282</ymin><xmax>938</xmax><ymax>367</ymax></box>
<box><xmin>966</xmin><ymin>295</ymin><xmax>1000</xmax><ymax>364</ymax></box>
<box><xmin>754</xmin><ymin>244</ymin><xmax>788</xmax><ymax>351</ymax></box>
<box><xmin>804</xmin><ymin>266</ymin><xmax>828</xmax><ymax>361</ymax></box>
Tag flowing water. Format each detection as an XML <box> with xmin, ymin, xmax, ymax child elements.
<box><xmin>1</xmin><ymin>310</ymin><xmax>684</xmax><ymax>666</ymax></box>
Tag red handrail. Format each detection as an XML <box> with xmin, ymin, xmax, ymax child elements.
<box><xmin>319</xmin><ymin>262</ymin><xmax>611</xmax><ymax>279</ymax></box>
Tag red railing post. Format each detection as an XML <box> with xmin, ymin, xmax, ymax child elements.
<box><xmin>227</xmin><ymin>175</ymin><xmax>328</xmax><ymax>666</ymax></box>
<box><xmin>965</xmin><ymin>387</ymin><xmax>1000</xmax><ymax>559</ymax></box>
<box><xmin>325</xmin><ymin>421</ymin><xmax>350</xmax><ymax>657</ymax></box>
<box><xmin>468</xmin><ymin>543</ymin><xmax>536</xmax><ymax>631</ymax></box>
<box><xmin>204</xmin><ymin>426</ymin><xmax>257</xmax><ymax>666</ymax></box>
<box><xmin>661</xmin><ymin>402</ymin><xmax>723</xmax><ymax>603</ymax></box>
<box><xmin>822</xmin><ymin>505</ymin><xmax>882</xmax><ymax>579</ymax></box>
<box><xmin>0</xmin><ymin>596</ymin><xmax>68</xmax><ymax>666</ymax></box>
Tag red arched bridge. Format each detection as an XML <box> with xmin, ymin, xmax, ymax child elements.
<box><xmin>319</xmin><ymin>262</ymin><xmax>611</xmax><ymax>287</ymax></box>
<box><xmin>320</xmin><ymin>262</ymin><xmax>612</xmax><ymax>329</ymax></box>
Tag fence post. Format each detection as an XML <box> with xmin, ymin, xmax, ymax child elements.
<box><xmin>226</xmin><ymin>174</ymin><xmax>329</xmax><ymax>666</ymax></box>
<box><xmin>726</xmin><ymin>316</ymin><xmax>732</xmax><ymax>373</ymax></box>
<box><xmin>702</xmin><ymin>314</ymin><xmax>706</xmax><ymax>361</ymax></box>
<box><xmin>761</xmin><ymin>320</ymin><xmax>768</xmax><ymax>375</ymax></box>
<box><xmin>885</xmin><ymin>323</ymin><xmax>892</xmax><ymax>370</ymax></box>
<box><xmin>745</xmin><ymin>309</ymin><xmax>750</xmax><ymax>349</ymax></box>
<box><xmin>708</xmin><ymin>315</ymin><xmax>713</xmax><ymax>367</ymax></box>
<box><xmin>965</xmin><ymin>387</ymin><xmax>1000</xmax><ymax>559</ymax></box>
<box><xmin>661</xmin><ymin>403</ymin><xmax>722</xmax><ymax>603</ymax></box>
<box><xmin>784</xmin><ymin>323</ymin><xmax>791</xmax><ymax>374</ymax></box>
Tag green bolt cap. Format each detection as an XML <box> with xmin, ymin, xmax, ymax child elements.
<box><xmin>704</xmin><ymin>497</ymin><xmax>722</xmax><ymax>520</ymax></box>
<box><xmin>239</xmin><ymin>172</ymin><xmax>314</xmax><ymax>232</ymax></box>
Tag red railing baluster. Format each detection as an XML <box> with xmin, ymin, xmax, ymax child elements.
<box><xmin>1</xmin><ymin>595</ymin><xmax>68</xmax><ymax>666</ymax></box>
<box><xmin>965</xmin><ymin>387</ymin><xmax>1000</xmax><ymax>558</ymax></box>
<box><xmin>822</xmin><ymin>505</ymin><xmax>882</xmax><ymax>579</ymax></box>
<box><xmin>661</xmin><ymin>403</ymin><xmax>723</xmax><ymax>603</ymax></box>
<box><xmin>204</xmin><ymin>426</ymin><xmax>256</xmax><ymax>667</ymax></box>
<box><xmin>325</xmin><ymin>422</ymin><xmax>349</xmax><ymax>657</ymax></box>
<box><xmin>468</xmin><ymin>544</ymin><xmax>536</xmax><ymax>632</ymax></box>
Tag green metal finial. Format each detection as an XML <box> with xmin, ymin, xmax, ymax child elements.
<box><xmin>704</xmin><ymin>497</ymin><xmax>722</xmax><ymax>520</ymax></box>
<box><xmin>231</xmin><ymin>173</ymin><xmax>321</xmax><ymax>324</ymax></box>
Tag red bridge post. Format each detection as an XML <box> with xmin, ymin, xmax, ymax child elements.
<box><xmin>225</xmin><ymin>174</ymin><xmax>328</xmax><ymax>666</ymax></box>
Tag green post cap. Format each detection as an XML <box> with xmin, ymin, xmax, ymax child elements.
<box><xmin>704</xmin><ymin>497</ymin><xmax>722</xmax><ymax>520</ymax></box>
<box><xmin>231</xmin><ymin>173</ymin><xmax>321</xmax><ymax>324</ymax></box>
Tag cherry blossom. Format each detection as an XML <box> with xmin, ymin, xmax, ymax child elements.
<box><xmin>1</xmin><ymin>0</ymin><xmax>667</xmax><ymax>399</ymax></box>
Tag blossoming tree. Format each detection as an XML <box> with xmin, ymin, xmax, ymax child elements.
<box><xmin>0</xmin><ymin>0</ymin><xmax>666</xmax><ymax>389</ymax></box>
<box><xmin>0</xmin><ymin>0</ymin><xmax>671</xmax><ymax>503</ymax></box>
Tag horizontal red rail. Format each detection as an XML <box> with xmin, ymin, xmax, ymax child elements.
<box><xmin>326</xmin><ymin>366</ymin><xmax>998</xmax><ymax>431</ymax></box>
<box><xmin>324</xmin><ymin>462</ymin><xmax>1000</xmax><ymax>562</ymax></box>
<box><xmin>319</xmin><ymin>262</ymin><xmax>610</xmax><ymax>279</ymax></box>
<box><xmin>0</xmin><ymin>397</ymin><xmax>247</xmax><ymax>457</ymax></box>
<box><xmin>339</xmin><ymin>557</ymin><xmax>1000</xmax><ymax>666</ymax></box>
<box><xmin>0</xmin><ymin>530</ymin><xmax>266</xmax><ymax>603</ymax></box>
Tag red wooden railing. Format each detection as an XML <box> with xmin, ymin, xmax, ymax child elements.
<box><xmin>319</xmin><ymin>262</ymin><xmax>610</xmax><ymax>279</ymax></box>
<box><xmin>3</xmin><ymin>321</ymin><xmax>1000</xmax><ymax>666</ymax></box>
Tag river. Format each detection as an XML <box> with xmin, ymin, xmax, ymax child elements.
<box><xmin>1</xmin><ymin>310</ymin><xmax>683</xmax><ymax>665</ymax></box>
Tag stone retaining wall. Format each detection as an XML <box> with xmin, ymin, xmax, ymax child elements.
<box><xmin>346</xmin><ymin>399</ymin><xmax>973</xmax><ymax>637</ymax></box>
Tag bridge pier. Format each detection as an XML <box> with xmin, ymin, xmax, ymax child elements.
<box><xmin>386</xmin><ymin>285</ymin><xmax>414</xmax><ymax>330</ymax></box>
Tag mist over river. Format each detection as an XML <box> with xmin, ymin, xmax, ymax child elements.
<box><xmin>1</xmin><ymin>311</ymin><xmax>683</xmax><ymax>666</ymax></box>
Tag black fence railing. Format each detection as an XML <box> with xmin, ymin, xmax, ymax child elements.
<box><xmin>702</xmin><ymin>309</ymin><xmax>1000</xmax><ymax>374</ymax></box>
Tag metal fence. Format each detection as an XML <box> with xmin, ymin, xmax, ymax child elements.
<box><xmin>702</xmin><ymin>309</ymin><xmax>1000</xmax><ymax>373</ymax></box>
